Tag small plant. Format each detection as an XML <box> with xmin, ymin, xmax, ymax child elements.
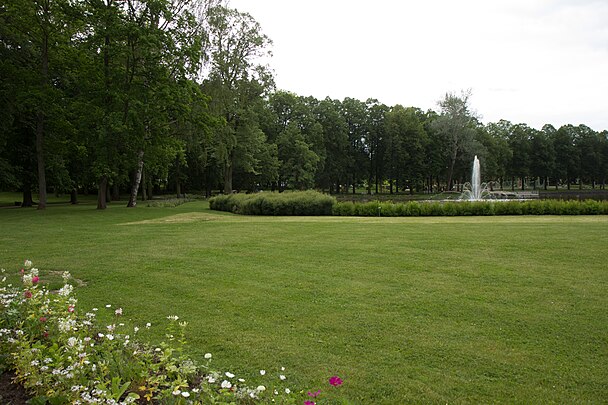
<box><xmin>0</xmin><ymin>261</ymin><xmax>348</xmax><ymax>404</ymax></box>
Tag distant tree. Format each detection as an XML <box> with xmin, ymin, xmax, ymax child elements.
<box><xmin>204</xmin><ymin>5</ymin><xmax>273</xmax><ymax>194</ymax></box>
<box><xmin>313</xmin><ymin>98</ymin><xmax>349</xmax><ymax>193</ymax></box>
<box><xmin>506</xmin><ymin>124</ymin><xmax>533</xmax><ymax>191</ymax></box>
<box><xmin>431</xmin><ymin>90</ymin><xmax>478</xmax><ymax>190</ymax></box>
<box><xmin>384</xmin><ymin>105</ymin><xmax>428</xmax><ymax>194</ymax></box>
<box><xmin>341</xmin><ymin>97</ymin><xmax>370</xmax><ymax>193</ymax></box>
<box><xmin>553</xmin><ymin>125</ymin><xmax>579</xmax><ymax>190</ymax></box>
<box><xmin>529</xmin><ymin>128</ymin><xmax>555</xmax><ymax>190</ymax></box>
<box><xmin>365</xmin><ymin>99</ymin><xmax>389</xmax><ymax>194</ymax></box>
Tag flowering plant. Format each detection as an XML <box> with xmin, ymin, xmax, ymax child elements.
<box><xmin>0</xmin><ymin>261</ymin><xmax>347</xmax><ymax>404</ymax></box>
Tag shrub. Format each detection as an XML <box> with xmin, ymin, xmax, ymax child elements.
<box><xmin>209</xmin><ymin>191</ymin><xmax>335</xmax><ymax>216</ymax></box>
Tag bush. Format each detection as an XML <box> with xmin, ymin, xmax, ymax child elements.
<box><xmin>209</xmin><ymin>191</ymin><xmax>335</xmax><ymax>216</ymax></box>
<box><xmin>211</xmin><ymin>194</ymin><xmax>608</xmax><ymax>217</ymax></box>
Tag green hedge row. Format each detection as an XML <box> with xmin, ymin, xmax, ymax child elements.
<box><xmin>209</xmin><ymin>191</ymin><xmax>336</xmax><ymax>215</ymax></box>
<box><xmin>209</xmin><ymin>192</ymin><xmax>608</xmax><ymax>216</ymax></box>
<box><xmin>333</xmin><ymin>199</ymin><xmax>608</xmax><ymax>216</ymax></box>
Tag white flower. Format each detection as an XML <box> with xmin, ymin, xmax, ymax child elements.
<box><xmin>279</xmin><ymin>374</ymin><xmax>286</xmax><ymax>380</ymax></box>
<box><xmin>105</xmin><ymin>304</ymin><xmax>111</xmax><ymax>308</ymax></box>
<box><xmin>24</xmin><ymin>259</ymin><xmax>32</xmax><ymax>268</ymax></box>
<box><xmin>181</xmin><ymin>392</ymin><xmax>190</xmax><ymax>398</ymax></box>
<box><xmin>238</xmin><ymin>378</ymin><xmax>245</xmax><ymax>382</ymax></box>
<box><xmin>98</xmin><ymin>333</ymin><xmax>104</xmax><ymax>338</ymax></box>
<box><xmin>225</xmin><ymin>372</ymin><xmax>235</xmax><ymax>378</ymax></box>
<box><xmin>62</xmin><ymin>271</ymin><xmax>71</xmax><ymax>281</ymax></box>
<box><xmin>58</xmin><ymin>284</ymin><xmax>73</xmax><ymax>297</ymax></box>
<box><xmin>192</xmin><ymin>388</ymin><xmax>200</xmax><ymax>393</ymax></box>
<box><xmin>92</xmin><ymin>308</ymin><xmax>98</xmax><ymax>311</ymax></box>
<box><xmin>22</xmin><ymin>274</ymin><xmax>33</xmax><ymax>286</ymax></box>
<box><xmin>30</xmin><ymin>268</ymin><xmax>39</xmax><ymax>276</ymax></box>
<box><xmin>204</xmin><ymin>353</ymin><xmax>212</xmax><ymax>359</ymax></box>
<box><xmin>207</xmin><ymin>376</ymin><xmax>216</xmax><ymax>383</ymax></box>
<box><xmin>281</xmin><ymin>366</ymin><xmax>285</xmax><ymax>371</ymax></box>
<box><xmin>67</xmin><ymin>337</ymin><xmax>78</xmax><ymax>347</ymax></box>
<box><xmin>146</xmin><ymin>323</ymin><xmax>151</xmax><ymax>328</ymax></box>
<box><xmin>115</xmin><ymin>308</ymin><xmax>123</xmax><ymax>316</ymax></box>
<box><xmin>134</xmin><ymin>326</ymin><xmax>139</xmax><ymax>333</ymax></box>
<box><xmin>221</xmin><ymin>380</ymin><xmax>232</xmax><ymax>389</ymax></box>
<box><xmin>256</xmin><ymin>385</ymin><xmax>266</xmax><ymax>392</ymax></box>
<box><xmin>167</xmin><ymin>315</ymin><xmax>179</xmax><ymax>321</ymax></box>
<box><xmin>285</xmin><ymin>388</ymin><xmax>290</xmax><ymax>394</ymax></box>
<box><xmin>260</xmin><ymin>369</ymin><xmax>266</xmax><ymax>375</ymax></box>
<box><xmin>172</xmin><ymin>390</ymin><xmax>181</xmax><ymax>396</ymax></box>
<box><xmin>106</xmin><ymin>334</ymin><xmax>114</xmax><ymax>340</ymax></box>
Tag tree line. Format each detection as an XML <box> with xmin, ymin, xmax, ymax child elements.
<box><xmin>2</xmin><ymin>0</ymin><xmax>607</xmax><ymax>210</ymax></box>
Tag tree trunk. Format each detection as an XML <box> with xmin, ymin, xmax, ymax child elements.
<box><xmin>22</xmin><ymin>185</ymin><xmax>34</xmax><ymax>207</ymax></box>
<box><xmin>147</xmin><ymin>181</ymin><xmax>153</xmax><ymax>201</ymax></box>
<box><xmin>70</xmin><ymin>188</ymin><xmax>78</xmax><ymax>204</ymax></box>
<box><xmin>223</xmin><ymin>161</ymin><xmax>232</xmax><ymax>194</ymax></box>
<box><xmin>127</xmin><ymin>150</ymin><xmax>144</xmax><ymax>207</ymax></box>
<box><xmin>34</xmin><ymin>7</ymin><xmax>51</xmax><ymax>210</ymax></box>
<box><xmin>97</xmin><ymin>176</ymin><xmax>108</xmax><ymax>210</ymax></box>
<box><xmin>141</xmin><ymin>168</ymin><xmax>147</xmax><ymax>201</ymax></box>
<box><xmin>447</xmin><ymin>150</ymin><xmax>457</xmax><ymax>191</ymax></box>
<box><xmin>111</xmin><ymin>183</ymin><xmax>120</xmax><ymax>200</ymax></box>
<box><xmin>511</xmin><ymin>176</ymin><xmax>515</xmax><ymax>191</ymax></box>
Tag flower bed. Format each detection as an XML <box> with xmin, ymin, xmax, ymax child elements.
<box><xmin>0</xmin><ymin>261</ymin><xmax>344</xmax><ymax>404</ymax></box>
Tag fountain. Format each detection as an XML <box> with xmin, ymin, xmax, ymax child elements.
<box><xmin>460</xmin><ymin>155</ymin><xmax>496</xmax><ymax>201</ymax></box>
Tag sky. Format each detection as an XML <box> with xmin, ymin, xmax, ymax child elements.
<box><xmin>227</xmin><ymin>0</ymin><xmax>608</xmax><ymax>132</ymax></box>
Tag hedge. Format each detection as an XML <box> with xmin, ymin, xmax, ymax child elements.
<box><xmin>209</xmin><ymin>191</ymin><xmax>335</xmax><ymax>216</ymax></box>
<box><xmin>209</xmin><ymin>193</ymin><xmax>608</xmax><ymax>217</ymax></box>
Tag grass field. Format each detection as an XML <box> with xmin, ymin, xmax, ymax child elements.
<box><xmin>1</xmin><ymin>198</ymin><xmax>607</xmax><ymax>403</ymax></box>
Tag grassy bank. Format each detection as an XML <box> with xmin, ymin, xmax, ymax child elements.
<box><xmin>1</xmin><ymin>201</ymin><xmax>606</xmax><ymax>403</ymax></box>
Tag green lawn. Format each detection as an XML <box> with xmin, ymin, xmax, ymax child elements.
<box><xmin>1</xmin><ymin>200</ymin><xmax>607</xmax><ymax>403</ymax></box>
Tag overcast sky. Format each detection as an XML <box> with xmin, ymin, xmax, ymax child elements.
<box><xmin>228</xmin><ymin>0</ymin><xmax>608</xmax><ymax>132</ymax></box>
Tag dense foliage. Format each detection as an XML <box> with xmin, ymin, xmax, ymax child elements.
<box><xmin>333</xmin><ymin>199</ymin><xmax>608</xmax><ymax>217</ymax></box>
<box><xmin>209</xmin><ymin>192</ymin><xmax>608</xmax><ymax>217</ymax></box>
<box><xmin>1</xmin><ymin>1</ymin><xmax>607</xmax><ymax>209</ymax></box>
<box><xmin>209</xmin><ymin>191</ymin><xmax>335</xmax><ymax>216</ymax></box>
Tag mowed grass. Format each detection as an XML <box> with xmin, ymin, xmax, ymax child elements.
<box><xmin>1</xmin><ymin>199</ymin><xmax>607</xmax><ymax>403</ymax></box>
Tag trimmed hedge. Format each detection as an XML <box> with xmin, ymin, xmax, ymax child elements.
<box><xmin>333</xmin><ymin>199</ymin><xmax>608</xmax><ymax>217</ymax></box>
<box><xmin>209</xmin><ymin>191</ymin><xmax>336</xmax><ymax>216</ymax></box>
<box><xmin>209</xmin><ymin>193</ymin><xmax>608</xmax><ymax>216</ymax></box>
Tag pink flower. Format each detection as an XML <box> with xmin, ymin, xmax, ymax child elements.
<box><xmin>304</xmin><ymin>401</ymin><xmax>316</xmax><ymax>405</ymax></box>
<box><xmin>32</xmin><ymin>276</ymin><xmax>40</xmax><ymax>284</ymax></box>
<box><xmin>307</xmin><ymin>390</ymin><xmax>321</xmax><ymax>397</ymax></box>
<box><xmin>24</xmin><ymin>290</ymin><xmax>32</xmax><ymax>299</ymax></box>
<box><xmin>39</xmin><ymin>316</ymin><xmax>47</xmax><ymax>323</ymax></box>
<box><xmin>20</xmin><ymin>268</ymin><xmax>25</xmax><ymax>274</ymax></box>
<box><xmin>329</xmin><ymin>376</ymin><xmax>343</xmax><ymax>387</ymax></box>
<box><xmin>68</xmin><ymin>305</ymin><xmax>75</xmax><ymax>313</ymax></box>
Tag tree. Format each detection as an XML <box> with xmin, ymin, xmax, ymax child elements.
<box><xmin>384</xmin><ymin>105</ymin><xmax>428</xmax><ymax>193</ymax></box>
<box><xmin>365</xmin><ymin>99</ymin><xmax>389</xmax><ymax>194</ymax></box>
<box><xmin>314</xmin><ymin>98</ymin><xmax>349</xmax><ymax>193</ymax></box>
<box><xmin>431</xmin><ymin>90</ymin><xmax>478</xmax><ymax>190</ymax></box>
<box><xmin>553</xmin><ymin>125</ymin><xmax>579</xmax><ymax>190</ymax></box>
<box><xmin>204</xmin><ymin>5</ymin><xmax>273</xmax><ymax>194</ymax></box>
<box><xmin>529</xmin><ymin>127</ymin><xmax>555</xmax><ymax>190</ymax></box>
<box><xmin>1</xmin><ymin>0</ymin><xmax>80</xmax><ymax>209</ymax></box>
